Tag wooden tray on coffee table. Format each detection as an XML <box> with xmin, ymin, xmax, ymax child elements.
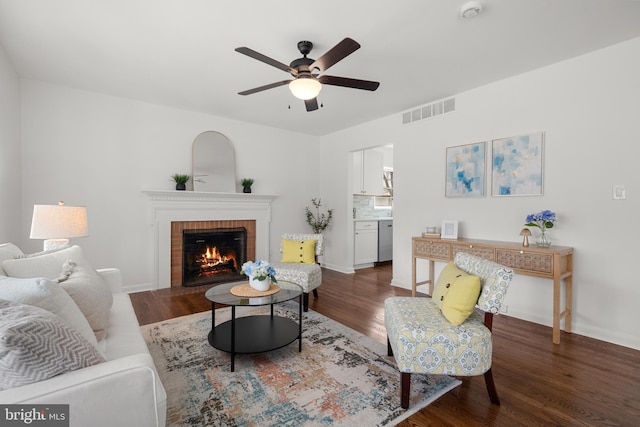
<box><xmin>229</xmin><ymin>283</ymin><xmax>280</xmax><ymax>297</ymax></box>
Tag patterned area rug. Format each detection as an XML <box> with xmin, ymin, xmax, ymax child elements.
<box><xmin>141</xmin><ymin>304</ymin><xmax>460</xmax><ymax>427</ymax></box>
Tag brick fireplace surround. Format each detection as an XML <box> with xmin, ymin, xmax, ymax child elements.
<box><xmin>170</xmin><ymin>219</ymin><xmax>256</xmax><ymax>287</ymax></box>
<box><xmin>143</xmin><ymin>190</ymin><xmax>276</xmax><ymax>290</ymax></box>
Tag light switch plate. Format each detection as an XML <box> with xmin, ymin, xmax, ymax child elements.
<box><xmin>613</xmin><ymin>185</ymin><xmax>626</xmax><ymax>200</ymax></box>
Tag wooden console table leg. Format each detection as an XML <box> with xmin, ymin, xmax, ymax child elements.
<box><xmin>552</xmin><ymin>252</ymin><xmax>573</xmax><ymax>345</ymax></box>
<box><xmin>552</xmin><ymin>253</ymin><xmax>563</xmax><ymax>344</ymax></box>
<box><xmin>411</xmin><ymin>256</ymin><xmax>417</xmax><ymax>297</ymax></box>
<box><xmin>564</xmin><ymin>275</ymin><xmax>573</xmax><ymax>334</ymax></box>
<box><xmin>553</xmin><ymin>277</ymin><xmax>561</xmax><ymax>344</ymax></box>
<box><xmin>429</xmin><ymin>260</ymin><xmax>435</xmax><ymax>296</ymax></box>
<box><xmin>564</xmin><ymin>253</ymin><xmax>573</xmax><ymax>334</ymax></box>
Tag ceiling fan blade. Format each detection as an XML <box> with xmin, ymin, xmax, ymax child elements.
<box><xmin>235</xmin><ymin>47</ymin><xmax>298</xmax><ymax>75</ymax></box>
<box><xmin>238</xmin><ymin>80</ymin><xmax>292</xmax><ymax>96</ymax></box>
<box><xmin>319</xmin><ymin>75</ymin><xmax>380</xmax><ymax>91</ymax></box>
<box><xmin>309</xmin><ymin>37</ymin><xmax>360</xmax><ymax>72</ymax></box>
<box><xmin>305</xmin><ymin>98</ymin><xmax>319</xmax><ymax>112</ymax></box>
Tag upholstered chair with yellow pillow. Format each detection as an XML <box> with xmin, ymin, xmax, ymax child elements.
<box><xmin>270</xmin><ymin>233</ymin><xmax>324</xmax><ymax>312</ymax></box>
<box><xmin>384</xmin><ymin>252</ymin><xmax>513</xmax><ymax>409</ymax></box>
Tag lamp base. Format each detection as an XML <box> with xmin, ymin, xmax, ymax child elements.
<box><xmin>43</xmin><ymin>239</ymin><xmax>70</xmax><ymax>251</ymax></box>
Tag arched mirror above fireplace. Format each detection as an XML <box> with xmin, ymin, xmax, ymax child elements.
<box><xmin>192</xmin><ymin>131</ymin><xmax>236</xmax><ymax>192</ymax></box>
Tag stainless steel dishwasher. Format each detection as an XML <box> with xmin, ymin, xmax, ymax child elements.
<box><xmin>378</xmin><ymin>220</ymin><xmax>393</xmax><ymax>262</ymax></box>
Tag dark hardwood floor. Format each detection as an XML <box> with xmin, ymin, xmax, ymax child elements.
<box><xmin>130</xmin><ymin>264</ymin><xmax>640</xmax><ymax>426</ymax></box>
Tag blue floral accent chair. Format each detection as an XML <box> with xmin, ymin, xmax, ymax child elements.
<box><xmin>270</xmin><ymin>233</ymin><xmax>324</xmax><ymax>312</ymax></box>
<box><xmin>384</xmin><ymin>252</ymin><xmax>514</xmax><ymax>409</ymax></box>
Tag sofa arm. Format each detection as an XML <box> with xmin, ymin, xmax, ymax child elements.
<box><xmin>0</xmin><ymin>353</ymin><xmax>167</xmax><ymax>427</ymax></box>
<box><xmin>96</xmin><ymin>267</ymin><xmax>123</xmax><ymax>294</ymax></box>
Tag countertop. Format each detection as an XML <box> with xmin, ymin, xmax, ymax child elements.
<box><xmin>354</xmin><ymin>218</ymin><xmax>393</xmax><ymax>222</ymax></box>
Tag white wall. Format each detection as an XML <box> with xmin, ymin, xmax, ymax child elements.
<box><xmin>320</xmin><ymin>37</ymin><xmax>640</xmax><ymax>350</ymax></box>
<box><xmin>0</xmin><ymin>43</ymin><xmax>21</xmax><ymax>243</ymax></box>
<box><xmin>7</xmin><ymin>37</ymin><xmax>640</xmax><ymax>349</ymax></box>
<box><xmin>19</xmin><ymin>80</ymin><xmax>321</xmax><ymax>287</ymax></box>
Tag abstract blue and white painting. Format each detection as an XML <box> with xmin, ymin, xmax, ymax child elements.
<box><xmin>445</xmin><ymin>142</ymin><xmax>486</xmax><ymax>197</ymax></box>
<box><xmin>491</xmin><ymin>132</ymin><xmax>544</xmax><ymax>196</ymax></box>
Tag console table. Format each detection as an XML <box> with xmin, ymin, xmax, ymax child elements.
<box><xmin>411</xmin><ymin>236</ymin><xmax>573</xmax><ymax>344</ymax></box>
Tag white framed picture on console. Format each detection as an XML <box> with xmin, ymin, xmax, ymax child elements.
<box><xmin>441</xmin><ymin>220</ymin><xmax>459</xmax><ymax>239</ymax></box>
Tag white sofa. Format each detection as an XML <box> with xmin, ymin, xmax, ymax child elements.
<box><xmin>0</xmin><ymin>243</ymin><xmax>167</xmax><ymax>427</ymax></box>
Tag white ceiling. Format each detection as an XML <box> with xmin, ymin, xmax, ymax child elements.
<box><xmin>1</xmin><ymin>0</ymin><xmax>640</xmax><ymax>136</ymax></box>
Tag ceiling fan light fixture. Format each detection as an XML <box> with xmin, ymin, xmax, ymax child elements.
<box><xmin>289</xmin><ymin>77</ymin><xmax>322</xmax><ymax>100</ymax></box>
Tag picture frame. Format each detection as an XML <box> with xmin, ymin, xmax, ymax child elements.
<box><xmin>491</xmin><ymin>132</ymin><xmax>544</xmax><ymax>196</ymax></box>
<box><xmin>445</xmin><ymin>141</ymin><xmax>486</xmax><ymax>197</ymax></box>
<box><xmin>441</xmin><ymin>220</ymin><xmax>459</xmax><ymax>240</ymax></box>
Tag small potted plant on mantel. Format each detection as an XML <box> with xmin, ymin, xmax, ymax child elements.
<box><xmin>171</xmin><ymin>174</ymin><xmax>190</xmax><ymax>191</ymax></box>
<box><xmin>241</xmin><ymin>178</ymin><xmax>254</xmax><ymax>193</ymax></box>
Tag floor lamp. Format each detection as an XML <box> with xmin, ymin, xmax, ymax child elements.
<box><xmin>30</xmin><ymin>201</ymin><xmax>88</xmax><ymax>251</ymax></box>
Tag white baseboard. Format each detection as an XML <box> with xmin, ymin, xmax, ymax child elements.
<box><xmin>390</xmin><ymin>279</ymin><xmax>408</xmax><ymax>289</ymax></box>
<box><xmin>353</xmin><ymin>262</ymin><xmax>375</xmax><ymax>270</ymax></box>
<box><xmin>504</xmin><ymin>308</ymin><xmax>640</xmax><ymax>351</ymax></box>
<box><xmin>575</xmin><ymin>323</ymin><xmax>640</xmax><ymax>351</ymax></box>
<box><xmin>320</xmin><ymin>262</ymin><xmax>355</xmax><ymax>274</ymax></box>
<box><xmin>123</xmin><ymin>282</ymin><xmax>154</xmax><ymax>293</ymax></box>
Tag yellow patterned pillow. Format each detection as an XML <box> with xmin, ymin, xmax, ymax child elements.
<box><xmin>432</xmin><ymin>262</ymin><xmax>481</xmax><ymax>325</ymax></box>
<box><xmin>281</xmin><ymin>239</ymin><xmax>316</xmax><ymax>264</ymax></box>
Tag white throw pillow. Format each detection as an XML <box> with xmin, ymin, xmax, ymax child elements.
<box><xmin>58</xmin><ymin>268</ymin><xmax>112</xmax><ymax>341</ymax></box>
<box><xmin>0</xmin><ymin>299</ymin><xmax>105</xmax><ymax>391</ymax></box>
<box><xmin>2</xmin><ymin>245</ymin><xmax>87</xmax><ymax>279</ymax></box>
<box><xmin>0</xmin><ymin>243</ymin><xmax>23</xmax><ymax>275</ymax></box>
<box><xmin>12</xmin><ymin>246</ymin><xmax>68</xmax><ymax>259</ymax></box>
<box><xmin>0</xmin><ymin>275</ymin><xmax>98</xmax><ymax>348</ymax></box>
<box><xmin>1</xmin><ymin>245</ymin><xmax>113</xmax><ymax>341</ymax></box>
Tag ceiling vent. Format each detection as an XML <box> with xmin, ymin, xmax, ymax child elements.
<box><xmin>402</xmin><ymin>97</ymin><xmax>456</xmax><ymax>125</ymax></box>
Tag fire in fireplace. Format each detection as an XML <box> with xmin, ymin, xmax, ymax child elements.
<box><xmin>182</xmin><ymin>227</ymin><xmax>247</xmax><ymax>287</ymax></box>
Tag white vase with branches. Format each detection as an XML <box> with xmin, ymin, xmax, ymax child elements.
<box><xmin>305</xmin><ymin>198</ymin><xmax>333</xmax><ymax>234</ymax></box>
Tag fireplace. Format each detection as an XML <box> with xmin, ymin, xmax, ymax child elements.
<box><xmin>169</xmin><ymin>219</ymin><xmax>257</xmax><ymax>287</ymax></box>
<box><xmin>182</xmin><ymin>227</ymin><xmax>247</xmax><ymax>287</ymax></box>
<box><xmin>143</xmin><ymin>190</ymin><xmax>274</xmax><ymax>290</ymax></box>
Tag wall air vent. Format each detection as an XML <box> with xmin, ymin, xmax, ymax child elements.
<box><xmin>401</xmin><ymin>97</ymin><xmax>455</xmax><ymax>125</ymax></box>
<box><xmin>443</xmin><ymin>98</ymin><xmax>456</xmax><ymax>113</ymax></box>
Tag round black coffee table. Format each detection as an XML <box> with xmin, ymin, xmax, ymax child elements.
<box><xmin>204</xmin><ymin>280</ymin><xmax>303</xmax><ymax>371</ymax></box>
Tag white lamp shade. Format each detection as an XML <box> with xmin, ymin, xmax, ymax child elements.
<box><xmin>289</xmin><ymin>77</ymin><xmax>322</xmax><ymax>100</ymax></box>
<box><xmin>30</xmin><ymin>204</ymin><xmax>89</xmax><ymax>239</ymax></box>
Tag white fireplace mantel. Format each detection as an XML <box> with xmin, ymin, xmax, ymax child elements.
<box><xmin>142</xmin><ymin>189</ymin><xmax>277</xmax><ymax>289</ymax></box>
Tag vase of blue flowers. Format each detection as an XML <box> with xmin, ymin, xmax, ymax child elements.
<box><xmin>525</xmin><ymin>210</ymin><xmax>556</xmax><ymax>248</ymax></box>
<box><xmin>241</xmin><ymin>260</ymin><xmax>277</xmax><ymax>291</ymax></box>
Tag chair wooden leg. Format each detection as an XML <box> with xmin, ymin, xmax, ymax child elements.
<box><xmin>312</xmin><ymin>289</ymin><xmax>318</xmax><ymax>298</ymax></box>
<box><xmin>401</xmin><ymin>372</ymin><xmax>411</xmax><ymax>409</ymax></box>
<box><xmin>484</xmin><ymin>368</ymin><xmax>501</xmax><ymax>405</ymax></box>
<box><xmin>388</xmin><ymin>337</ymin><xmax>409</xmax><ymax>409</ymax></box>
<box><xmin>303</xmin><ymin>292</ymin><xmax>309</xmax><ymax>312</ymax></box>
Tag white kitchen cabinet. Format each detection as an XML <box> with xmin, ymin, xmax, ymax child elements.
<box><xmin>354</xmin><ymin>221</ymin><xmax>378</xmax><ymax>265</ymax></box>
<box><xmin>352</xmin><ymin>150</ymin><xmax>364</xmax><ymax>194</ymax></box>
<box><xmin>352</xmin><ymin>150</ymin><xmax>384</xmax><ymax>195</ymax></box>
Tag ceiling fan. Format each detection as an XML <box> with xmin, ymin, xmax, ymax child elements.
<box><xmin>235</xmin><ymin>38</ymin><xmax>380</xmax><ymax>112</ymax></box>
